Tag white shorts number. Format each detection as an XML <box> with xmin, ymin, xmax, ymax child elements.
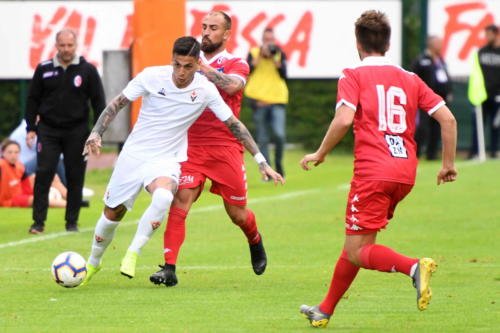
<box><xmin>385</xmin><ymin>134</ymin><xmax>408</xmax><ymax>158</ymax></box>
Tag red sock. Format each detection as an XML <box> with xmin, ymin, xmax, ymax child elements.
<box><xmin>359</xmin><ymin>244</ymin><xmax>418</xmax><ymax>276</ymax></box>
<box><xmin>319</xmin><ymin>249</ymin><xmax>360</xmax><ymax>315</ymax></box>
<box><xmin>163</xmin><ymin>207</ymin><xmax>188</xmax><ymax>265</ymax></box>
<box><xmin>239</xmin><ymin>209</ymin><xmax>261</xmax><ymax>244</ymax></box>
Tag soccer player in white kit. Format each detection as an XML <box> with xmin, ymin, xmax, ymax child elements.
<box><xmin>81</xmin><ymin>37</ymin><xmax>284</xmax><ymax>285</ymax></box>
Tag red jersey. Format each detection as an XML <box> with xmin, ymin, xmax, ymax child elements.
<box><xmin>0</xmin><ymin>158</ymin><xmax>27</xmax><ymax>206</ymax></box>
<box><xmin>337</xmin><ymin>56</ymin><xmax>444</xmax><ymax>184</ymax></box>
<box><xmin>188</xmin><ymin>50</ymin><xmax>250</xmax><ymax>150</ymax></box>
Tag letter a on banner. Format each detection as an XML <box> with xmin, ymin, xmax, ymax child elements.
<box><xmin>131</xmin><ymin>0</ymin><xmax>186</xmax><ymax>126</ymax></box>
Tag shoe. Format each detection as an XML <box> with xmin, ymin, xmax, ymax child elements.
<box><xmin>249</xmin><ymin>234</ymin><xmax>267</xmax><ymax>275</ymax></box>
<box><xmin>80</xmin><ymin>262</ymin><xmax>101</xmax><ymax>286</ymax></box>
<box><xmin>28</xmin><ymin>222</ymin><xmax>44</xmax><ymax>234</ymax></box>
<box><xmin>300</xmin><ymin>304</ymin><xmax>331</xmax><ymax>328</ymax></box>
<box><xmin>120</xmin><ymin>251</ymin><xmax>138</xmax><ymax>278</ymax></box>
<box><xmin>150</xmin><ymin>264</ymin><xmax>178</xmax><ymax>287</ymax></box>
<box><xmin>65</xmin><ymin>223</ymin><xmax>79</xmax><ymax>232</ymax></box>
<box><xmin>80</xmin><ymin>199</ymin><xmax>90</xmax><ymax>208</ymax></box>
<box><xmin>412</xmin><ymin>258</ymin><xmax>437</xmax><ymax>311</ymax></box>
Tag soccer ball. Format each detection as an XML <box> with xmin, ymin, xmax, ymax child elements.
<box><xmin>51</xmin><ymin>251</ymin><xmax>87</xmax><ymax>288</ymax></box>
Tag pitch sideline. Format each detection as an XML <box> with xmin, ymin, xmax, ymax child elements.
<box><xmin>0</xmin><ymin>187</ymin><xmax>336</xmax><ymax>250</ymax></box>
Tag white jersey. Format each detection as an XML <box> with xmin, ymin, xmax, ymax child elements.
<box><xmin>121</xmin><ymin>65</ymin><xmax>232</xmax><ymax>162</ymax></box>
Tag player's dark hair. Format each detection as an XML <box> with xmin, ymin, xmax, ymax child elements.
<box><xmin>1</xmin><ymin>139</ymin><xmax>20</xmax><ymax>153</ymax></box>
<box><xmin>485</xmin><ymin>24</ymin><xmax>499</xmax><ymax>35</ymax></box>
<box><xmin>264</xmin><ymin>27</ymin><xmax>274</xmax><ymax>34</ymax></box>
<box><xmin>355</xmin><ymin>10</ymin><xmax>391</xmax><ymax>55</ymax></box>
<box><xmin>173</xmin><ymin>36</ymin><xmax>200</xmax><ymax>58</ymax></box>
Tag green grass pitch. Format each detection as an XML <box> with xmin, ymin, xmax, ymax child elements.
<box><xmin>0</xmin><ymin>150</ymin><xmax>498</xmax><ymax>332</ymax></box>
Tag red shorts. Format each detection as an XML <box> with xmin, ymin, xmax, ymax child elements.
<box><xmin>344</xmin><ymin>178</ymin><xmax>413</xmax><ymax>235</ymax></box>
<box><xmin>179</xmin><ymin>145</ymin><xmax>247</xmax><ymax>206</ymax></box>
<box><xmin>11</xmin><ymin>193</ymin><xmax>32</xmax><ymax>208</ymax></box>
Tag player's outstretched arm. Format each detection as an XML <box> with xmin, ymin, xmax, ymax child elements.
<box><xmin>431</xmin><ymin>105</ymin><xmax>458</xmax><ymax>185</ymax></box>
<box><xmin>199</xmin><ymin>61</ymin><xmax>244</xmax><ymax>95</ymax></box>
<box><xmin>300</xmin><ymin>105</ymin><xmax>355</xmax><ymax>170</ymax></box>
<box><xmin>224</xmin><ymin>115</ymin><xmax>285</xmax><ymax>184</ymax></box>
<box><xmin>83</xmin><ymin>93</ymin><xmax>130</xmax><ymax>157</ymax></box>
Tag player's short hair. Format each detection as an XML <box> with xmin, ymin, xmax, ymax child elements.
<box><xmin>1</xmin><ymin>139</ymin><xmax>20</xmax><ymax>153</ymax></box>
<box><xmin>173</xmin><ymin>36</ymin><xmax>200</xmax><ymax>58</ymax></box>
<box><xmin>210</xmin><ymin>11</ymin><xmax>232</xmax><ymax>30</ymax></box>
<box><xmin>355</xmin><ymin>10</ymin><xmax>391</xmax><ymax>55</ymax></box>
<box><xmin>55</xmin><ymin>29</ymin><xmax>78</xmax><ymax>42</ymax></box>
<box><xmin>485</xmin><ymin>24</ymin><xmax>499</xmax><ymax>35</ymax></box>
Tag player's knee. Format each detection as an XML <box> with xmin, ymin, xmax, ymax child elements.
<box><xmin>151</xmin><ymin>188</ymin><xmax>174</xmax><ymax>211</ymax></box>
<box><xmin>227</xmin><ymin>209</ymin><xmax>247</xmax><ymax>226</ymax></box>
<box><xmin>345</xmin><ymin>248</ymin><xmax>361</xmax><ymax>266</ymax></box>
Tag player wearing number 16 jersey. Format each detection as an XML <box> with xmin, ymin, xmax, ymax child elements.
<box><xmin>299</xmin><ymin>11</ymin><xmax>458</xmax><ymax>328</ymax></box>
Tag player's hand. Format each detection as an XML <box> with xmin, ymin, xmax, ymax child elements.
<box><xmin>26</xmin><ymin>131</ymin><xmax>37</xmax><ymax>149</ymax></box>
<box><xmin>436</xmin><ymin>166</ymin><xmax>457</xmax><ymax>185</ymax></box>
<box><xmin>300</xmin><ymin>152</ymin><xmax>325</xmax><ymax>171</ymax></box>
<box><xmin>83</xmin><ymin>131</ymin><xmax>102</xmax><ymax>159</ymax></box>
<box><xmin>198</xmin><ymin>60</ymin><xmax>213</xmax><ymax>75</ymax></box>
<box><xmin>259</xmin><ymin>163</ymin><xmax>285</xmax><ymax>185</ymax></box>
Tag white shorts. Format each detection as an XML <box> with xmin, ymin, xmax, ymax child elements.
<box><xmin>103</xmin><ymin>152</ymin><xmax>181</xmax><ymax>210</ymax></box>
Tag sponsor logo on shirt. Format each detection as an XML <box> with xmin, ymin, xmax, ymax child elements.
<box><xmin>42</xmin><ymin>70</ymin><xmax>58</xmax><ymax>79</ymax></box>
<box><xmin>158</xmin><ymin>88</ymin><xmax>166</xmax><ymax>96</ymax></box>
<box><xmin>190</xmin><ymin>90</ymin><xmax>198</xmax><ymax>102</ymax></box>
<box><xmin>73</xmin><ymin>75</ymin><xmax>82</xmax><ymax>87</ymax></box>
<box><xmin>9</xmin><ymin>179</ymin><xmax>20</xmax><ymax>187</ymax></box>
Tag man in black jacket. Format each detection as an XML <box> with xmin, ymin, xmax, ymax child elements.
<box><xmin>26</xmin><ymin>29</ymin><xmax>105</xmax><ymax>233</ymax></box>
<box><xmin>412</xmin><ymin>36</ymin><xmax>453</xmax><ymax>160</ymax></box>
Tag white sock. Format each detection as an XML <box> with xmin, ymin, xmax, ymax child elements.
<box><xmin>410</xmin><ymin>262</ymin><xmax>418</xmax><ymax>277</ymax></box>
<box><xmin>127</xmin><ymin>188</ymin><xmax>173</xmax><ymax>254</ymax></box>
<box><xmin>88</xmin><ymin>213</ymin><xmax>120</xmax><ymax>267</ymax></box>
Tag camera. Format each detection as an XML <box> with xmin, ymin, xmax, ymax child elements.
<box><xmin>267</xmin><ymin>44</ymin><xmax>278</xmax><ymax>55</ymax></box>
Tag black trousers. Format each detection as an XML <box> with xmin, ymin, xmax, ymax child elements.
<box><xmin>33</xmin><ymin>122</ymin><xmax>88</xmax><ymax>225</ymax></box>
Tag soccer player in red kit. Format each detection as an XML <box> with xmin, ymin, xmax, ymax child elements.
<box><xmin>299</xmin><ymin>11</ymin><xmax>457</xmax><ymax>328</ymax></box>
<box><xmin>150</xmin><ymin>11</ymin><xmax>283</xmax><ymax>286</ymax></box>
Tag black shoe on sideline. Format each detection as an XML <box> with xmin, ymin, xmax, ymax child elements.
<box><xmin>249</xmin><ymin>234</ymin><xmax>267</xmax><ymax>275</ymax></box>
<box><xmin>80</xmin><ymin>199</ymin><xmax>90</xmax><ymax>208</ymax></box>
<box><xmin>28</xmin><ymin>222</ymin><xmax>45</xmax><ymax>234</ymax></box>
<box><xmin>150</xmin><ymin>264</ymin><xmax>178</xmax><ymax>287</ymax></box>
<box><xmin>65</xmin><ymin>223</ymin><xmax>79</xmax><ymax>232</ymax></box>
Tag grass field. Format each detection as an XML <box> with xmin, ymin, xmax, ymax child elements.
<box><xmin>0</xmin><ymin>150</ymin><xmax>498</xmax><ymax>332</ymax></box>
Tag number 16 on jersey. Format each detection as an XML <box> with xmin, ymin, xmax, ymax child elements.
<box><xmin>376</xmin><ymin>85</ymin><xmax>408</xmax><ymax>158</ymax></box>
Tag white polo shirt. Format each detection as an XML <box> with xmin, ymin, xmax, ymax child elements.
<box><xmin>121</xmin><ymin>65</ymin><xmax>232</xmax><ymax>162</ymax></box>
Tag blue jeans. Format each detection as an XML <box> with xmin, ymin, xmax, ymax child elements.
<box><xmin>252</xmin><ymin>103</ymin><xmax>286</xmax><ymax>176</ymax></box>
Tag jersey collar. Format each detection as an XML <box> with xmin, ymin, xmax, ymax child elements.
<box><xmin>200</xmin><ymin>49</ymin><xmax>229</xmax><ymax>65</ymax></box>
<box><xmin>360</xmin><ymin>56</ymin><xmax>392</xmax><ymax>66</ymax></box>
<box><xmin>53</xmin><ymin>55</ymin><xmax>80</xmax><ymax>68</ymax></box>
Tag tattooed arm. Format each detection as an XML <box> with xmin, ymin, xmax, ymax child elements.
<box><xmin>199</xmin><ymin>62</ymin><xmax>244</xmax><ymax>95</ymax></box>
<box><xmin>83</xmin><ymin>93</ymin><xmax>130</xmax><ymax>156</ymax></box>
<box><xmin>224</xmin><ymin>115</ymin><xmax>284</xmax><ymax>184</ymax></box>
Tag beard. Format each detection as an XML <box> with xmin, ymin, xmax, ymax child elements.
<box><xmin>201</xmin><ymin>37</ymin><xmax>223</xmax><ymax>53</ymax></box>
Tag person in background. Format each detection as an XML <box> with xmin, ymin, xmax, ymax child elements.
<box><xmin>25</xmin><ymin>29</ymin><xmax>105</xmax><ymax>234</ymax></box>
<box><xmin>10</xmin><ymin>119</ymin><xmax>66</xmax><ymax>184</ymax></box>
<box><xmin>0</xmin><ymin>140</ymin><xmax>66</xmax><ymax>208</ymax></box>
<box><xmin>245</xmin><ymin>28</ymin><xmax>288</xmax><ymax>177</ymax></box>
<box><xmin>469</xmin><ymin>24</ymin><xmax>500</xmax><ymax>159</ymax></box>
<box><xmin>412</xmin><ymin>36</ymin><xmax>453</xmax><ymax>160</ymax></box>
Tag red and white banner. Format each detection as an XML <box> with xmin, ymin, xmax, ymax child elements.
<box><xmin>0</xmin><ymin>1</ymin><xmax>401</xmax><ymax>79</ymax></box>
<box><xmin>428</xmin><ymin>0</ymin><xmax>500</xmax><ymax>78</ymax></box>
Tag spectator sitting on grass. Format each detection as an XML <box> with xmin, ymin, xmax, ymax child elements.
<box><xmin>0</xmin><ymin>139</ymin><xmax>67</xmax><ymax>208</ymax></box>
